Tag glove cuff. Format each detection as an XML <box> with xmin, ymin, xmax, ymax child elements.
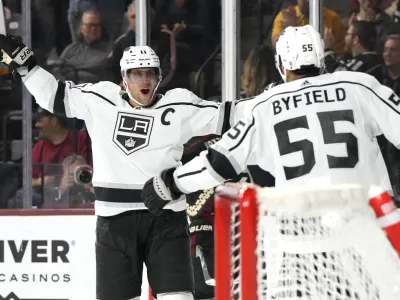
<box><xmin>15</xmin><ymin>55</ymin><xmax>37</xmax><ymax>77</ymax></box>
<box><xmin>161</xmin><ymin>167</ymin><xmax>183</xmax><ymax>200</ymax></box>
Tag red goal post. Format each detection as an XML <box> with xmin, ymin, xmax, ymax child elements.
<box><xmin>214</xmin><ymin>183</ymin><xmax>400</xmax><ymax>300</ymax></box>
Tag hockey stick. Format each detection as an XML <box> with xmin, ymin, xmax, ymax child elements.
<box><xmin>0</xmin><ymin>0</ymin><xmax>11</xmax><ymax>65</ymax></box>
<box><xmin>196</xmin><ymin>245</ymin><xmax>215</xmax><ymax>286</ymax></box>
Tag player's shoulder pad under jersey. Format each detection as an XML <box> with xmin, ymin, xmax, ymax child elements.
<box><xmin>157</xmin><ymin>88</ymin><xmax>218</xmax><ymax>107</ymax></box>
<box><xmin>330</xmin><ymin>70</ymin><xmax>378</xmax><ymax>85</ymax></box>
<box><xmin>77</xmin><ymin>80</ymin><xmax>122</xmax><ymax>105</ymax></box>
<box><xmin>264</xmin><ymin>80</ymin><xmax>283</xmax><ymax>91</ymax></box>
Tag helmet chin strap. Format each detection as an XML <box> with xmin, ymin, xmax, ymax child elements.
<box><xmin>275</xmin><ymin>54</ymin><xmax>288</xmax><ymax>83</ymax></box>
<box><xmin>277</xmin><ymin>64</ymin><xmax>288</xmax><ymax>83</ymax></box>
<box><xmin>123</xmin><ymin>77</ymin><xmax>162</xmax><ymax>108</ymax></box>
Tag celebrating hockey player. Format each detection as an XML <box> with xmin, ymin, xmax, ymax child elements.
<box><xmin>142</xmin><ymin>24</ymin><xmax>400</xmax><ymax>216</ymax></box>
<box><xmin>0</xmin><ymin>34</ymin><xmax>237</xmax><ymax>300</ymax></box>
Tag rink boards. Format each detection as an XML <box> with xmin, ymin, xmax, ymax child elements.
<box><xmin>0</xmin><ymin>209</ymin><xmax>151</xmax><ymax>300</ymax></box>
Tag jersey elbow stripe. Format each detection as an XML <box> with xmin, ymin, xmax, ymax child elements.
<box><xmin>177</xmin><ymin>167</ymin><xmax>207</xmax><ymax>179</ymax></box>
<box><xmin>205</xmin><ymin>148</ymin><xmax>238</xmax><ymax>180</ymax></box>
<box><xmin>52</xmin><ymin>81</ymin><xmax>67</xmax><ymax>117</ymax></box>
<box><xmin>220</xmin><ymin>101</ymin><xmax>232</xmax><ymax>135</ymax></box>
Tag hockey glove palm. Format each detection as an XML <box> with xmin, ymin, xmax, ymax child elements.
<box><xmin>0</xmin><ymin>34</ymin><xmax>36</xmax><ymax>78</ymax></box>
<box><xmin>142</xmin><ymin>167</ymin><xmax>183</xmax><ymax>216</ymax></box>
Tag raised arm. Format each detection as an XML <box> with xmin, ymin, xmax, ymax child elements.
<box><xmin>0</xmin><ymin>34</ymin><xmax>119</xmax><ymax>120</ymax></box>
<box><xmin>23</xmin><ymin>67</ymin><xmax>119</xmax><ymax>120</ymax></box>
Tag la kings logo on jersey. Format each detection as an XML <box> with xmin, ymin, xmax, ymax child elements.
<box><xmin>113</xmin><ymin>112</ymin><xmax>154</xmax><ymax>155</ymax></box>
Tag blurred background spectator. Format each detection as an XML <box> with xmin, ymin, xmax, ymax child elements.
<box><xmin>4</xmin><ymin>108</ymin><xmax>92</xmax><ymax>208</ymax></box>
<box><xmin>324</xmin><ymin>20</ymin><xmax>384</xmax><ymax>82</ymax></box>
<box><xmin>382</xmin><ymin>34</ymin><xmax>400</xmax><ymax>94</ymax></box>
<box><xmin>44</xmin><ymin>154</ymin><xmax>95</xmax><ymax>207</ymax></box>
<box><xmin>240</xmin><ymin>45</ymin><xmax>280</xmax><ymax>98</ymax></box>
<box><xmin>349</xmin><ymin>0</ymin><xmax>395</xmax><ymax>52</ymax></box>
<box><xmin>271</xmin><ymin>0</ymin><xmax>345</xmax><ymax>53</ymax></box>
<box><xmin>59</xmin><ymin>9</ymin><xmax>112</xmax><ymax>83</ymax></box>
<box><xmin>68</xmin><ymin>0</ymin><xmax>127</xmax><ymax>44</ymax></box>
<box><xmin>108</xmin><ymin>1</ymin><xmax>160</xmax><ymax>84</ymax></box>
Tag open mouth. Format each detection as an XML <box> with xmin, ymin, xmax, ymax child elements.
<box><xmin>141</xmin><ymin>89</ymin><xmax>150</xmax><ymax>95</ymax></box>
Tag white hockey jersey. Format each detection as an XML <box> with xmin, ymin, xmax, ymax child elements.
<box><xmin>23</xmin><ymin>66</ymin><xmax>232</xmax><ymax>216</ymax></box>
<box><xmin>174</xmin><ymin>71</ymin><xmax>400</xmax><ymax>194</ymax></box>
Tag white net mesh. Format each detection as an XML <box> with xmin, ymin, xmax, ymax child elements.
<box><xmin>231</xmin><ymin>202</ymin><xmax>241</xmax><ymax>298</ymax></box>
<box><xmin>230</xmin><ymin>184</ymin><xmax>400</xmax><ymax>300</ymax></box>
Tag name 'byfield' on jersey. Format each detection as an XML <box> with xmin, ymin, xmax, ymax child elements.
<box><xmin>173</xmin><ymin>71</ymin><xmax>400</xmax><ymax>194</ymax></box>
<box><xmin>22</xmin><ymin>66</ymin><xmax>232</xmax><ymax>216</ymax></box>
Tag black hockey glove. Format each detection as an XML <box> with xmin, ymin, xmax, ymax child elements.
<box><xmin>142</xmin><ymin>167</ymin><xmax>183</xmax><ymax>216</ymax></box>
<box><xmin>0</xmin><ymin>34</ymin><xmax>37</xmax><ymax>78</ymax></box>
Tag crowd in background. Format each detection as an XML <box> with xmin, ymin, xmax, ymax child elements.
<box><xmin>1</xmin><ymin>0</ymin><xmax>400</xmax><ymax>208</ymax></box>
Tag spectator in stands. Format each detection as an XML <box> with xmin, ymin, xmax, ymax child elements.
<box><xmin>271</xmin><ymin>0</ymin><xmax>345</xmax><ymax>53</ymax></box>
<box><xmin>154</xmin><ymin>0</ymin><xmax>212</xmax><ymax>76</ymax></box>
<box><xmin>7</xmin><ymin>108</ymin><xmax>92</xmax><ymax>208</ymax></box>
<box><xmin>68</xmin><ymin>0</ymin><xmax>127</xmax><ymax>44</ymax></box>
<box><xmin>32</xmin><ymin>107</ymin><xmax>91</xmax><ymax>185</ymax></box>
<box><xmin>324</xmin><ymin>20</ymin><xmax>384</xmax><ymax>82</ymax></box>
<box><xmin>381</xmin><ymin>34</ymin><xmax>400</xmax><ymax>95</ymax></box>
<box><xmin>53</xmin><ymin>154</ymin><xmax>95</xmax><ymax>206</ymax></box>
<box><xmin>240</xmin><ymin>45</ymin><xmax>280</xmax><ymax>98</ymax></box>
<box><xmin>374</xmin><ymin>32</ymin><xmax>400</xmax><ymax>207</ymax></box>
<box><xmin>68</xmin><ymin>0</ymin><xmax>97</xmax><ymax>44</ymax></box>
<box><xmin>60</xmin><ymin>9</ymin><xmax>112</xmax><ymax>83</ymax></box>
<box><xmin>108</xmin><ymin>1</ymin><xmax>158</xmax><ymax>84</ymax></box>
<box><xmin>349</xmin><ymin>0</ymin><xmax>395</xmax><ymax>52</ymax></box>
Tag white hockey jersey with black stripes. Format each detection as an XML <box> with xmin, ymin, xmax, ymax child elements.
<box><xmin>23</xmin><ymin>66</ymin><xmax>232</xmax><ymax>216</ymax></box>
<box><xmin>174</xmin><ymin>71</ymin><xmax>400</xmax><ymax>194</ymax></box>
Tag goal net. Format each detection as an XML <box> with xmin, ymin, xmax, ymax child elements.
<box><xmin>214</xmin><ymin>183</ymin><xmax>400</xmax><ymax>300</ymax></box>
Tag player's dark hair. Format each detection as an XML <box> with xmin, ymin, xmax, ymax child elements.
<box><xmin>352</xmin><ymin>20</ymin><xmax>378</xmax><ymax>52</ymax></box>
<box><xmin>386</xmin><ymin>34</ymin><xmax>400</xmax><ymax>42</ymax></box>
<box><xmin>291</xmin><ymin>66</ymin><xmax>321</xmax><ymax>77</ymax></box>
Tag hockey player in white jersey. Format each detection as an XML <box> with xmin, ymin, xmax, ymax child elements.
<box><xmin>0</xmin><ymin>35</ymin><xmax>237</xmax><ymax>300</ymax></box>
<box><xmin>142</xmin><ymin>24</ymin><xmax>400</xmax><ymax>215</ymax></box>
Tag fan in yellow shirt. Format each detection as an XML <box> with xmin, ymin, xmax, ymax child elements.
<box><xmin>271</xmin><ymin>0</ymin><xmax>345</xmax><ymax>54</ymax></box>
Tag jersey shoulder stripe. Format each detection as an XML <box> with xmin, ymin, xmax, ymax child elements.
<box><xmin>80</xmin><ymin>89</ymin><xmax>116</xmax><ymax>106</ymax></box>
<box><xmin>155</xmin><ymin>102</ymin><xmax>219</xmax><ymax>109</ymax></box>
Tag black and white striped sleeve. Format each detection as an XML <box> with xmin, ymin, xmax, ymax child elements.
<box><xmin>365</xmin><ymin>74</ymin><xmax>400</xmax><ymax>148</ymax></box>
<box><xmin>173</xmin><ymin>115</ymin><xmax>257</xmax><ymax>194</ymax></box>
<box><xmin>22</xmin><ymin>66</ymin><xmax>118</xmax><ymax>120</ymax></box>
<box><xmin>188</xmin><ymin>93</ymin><xmax>234</xmax><ymax>137</ymax></box>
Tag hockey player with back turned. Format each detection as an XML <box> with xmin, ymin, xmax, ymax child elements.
<box><xmin>0</xmin><ymin>34</ymin><xmax>235</xmax><ymax>300</ymax></box>
<box><xmin>142</xmin><ymin>24</ymin><xmax>400</xmax><ymax>215</ymax></box>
